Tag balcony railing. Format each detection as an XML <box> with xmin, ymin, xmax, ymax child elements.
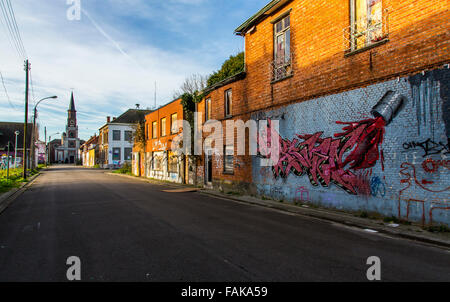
<box><xmin>344</xmin><ymin>9</ymin><xmax>389</xmax><ymax>53</ymax></box>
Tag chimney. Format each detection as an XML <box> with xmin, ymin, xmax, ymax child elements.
<box><xmin>107</xmin><ymin>116</ymin><xmax>111</xmax><ymax>123</ymax></box>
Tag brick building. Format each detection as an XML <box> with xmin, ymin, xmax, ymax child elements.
<box><xmin>197</xmin><ymin>0</ymin><xmax>449</xmax><ymax>226</ymax></box>
<box><xmin>132</xmin><ymin>98</ymin><xmax>186</xmax><ymax>183</ymax></box>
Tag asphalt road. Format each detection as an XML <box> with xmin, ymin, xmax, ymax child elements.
<box><xmin>0</xmin><ymin>166</ymin><xmax>448</xmax><ymax>282</ymax></box>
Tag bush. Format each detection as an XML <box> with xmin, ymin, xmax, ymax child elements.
<box><xmin>113</xmin><ymin>162</ymin><xmax>132</xmax><ymax>175</ymax></box>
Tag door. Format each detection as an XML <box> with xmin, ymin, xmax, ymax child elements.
<box><xmin>205</xmin><ymin>150</ymin><xmax>213</xmax><ymax>185</ymax></box>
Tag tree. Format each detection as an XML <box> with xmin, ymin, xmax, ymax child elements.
<box><xmin>173</xmin><ymin>74</ymin><xmax>208</xmax><ymax>99</ymax></box>
<box><xmin>207</xmin><ymin>52</ymin><xmax>244</xmax><ymax>87</ymax></box>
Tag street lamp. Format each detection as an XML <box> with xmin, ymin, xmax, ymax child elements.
<box><xmin>31</xmin><ymin>96</ymin><xmax>58</xmax><ymax>169</ymax></box>
<box><xmin>14</xmin><ymin>130</ymin><xmax>19</xmax><ymax>168</ymax></box>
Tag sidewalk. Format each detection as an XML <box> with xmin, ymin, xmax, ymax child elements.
<box><xmin>0</xmin><ymin>171</ymin><xmax>43</xmax><ymax>215</ymax></box>
<box><xmin>109</xmin><ymin>172</ymin><xmax>450</xmax><ymax>249</ymax></box>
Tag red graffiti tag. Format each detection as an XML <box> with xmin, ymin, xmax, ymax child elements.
<box><xmin>270</xmin><ymin>116</ymin><xmax>386</xmax><ymax>195</ymax></box>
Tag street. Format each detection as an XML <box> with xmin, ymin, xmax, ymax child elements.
<box><xmin>0</xmin><ymin>166</ymin><xmax>448</xmax><ymax>282</ymax></box>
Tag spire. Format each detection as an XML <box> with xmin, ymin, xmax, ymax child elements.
<box><xmin>69</xmin><ymin>91</ymin><xmax>76</xmax><ymax>111</ymax></box>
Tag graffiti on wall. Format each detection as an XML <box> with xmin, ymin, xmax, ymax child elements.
<box><xmin>398</xmin><ymin>159</ymin><xmax>450</xmax><ymax>225</ymax></box>
<box><xmin>402</xmin><ymin>139</ymin><xmax>450</xmax><ymax>157</ymax></box>
<box><xmin>261</xmin><ymin>91</ymin><xmax>406</xmax><ymax>195</ymax></box>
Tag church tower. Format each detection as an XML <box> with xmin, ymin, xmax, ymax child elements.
<box><xmin>65</xmin><ymin>92</ymin><xmax>79</xmax><ymax>163</ymax></box>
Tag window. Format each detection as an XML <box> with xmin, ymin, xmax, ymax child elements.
<box><xmin>152</xmin><ymin>121</ymin><xmax>157</xmax><ymax>139</ymax></box>
<box><xmin>161</xmin><ymin>118</ymin><xmax>167</xmax><ymax>136</ymax></box>
<box><xmin>170</xmin><ymin>113</ymin><xmax>178</xmax><ymax>134</ymax></box>
<box><xmin>205</xmin><ymin>98</ymin><xmax>211</xmax><ymax>121</ymax></box>
<box><xmin>124</xmin><ymin>148</ymin><xmax>132</xmax><ymax>161</ymax></box>
<box><xmin>273</xmin><ymin>14</ymin><xmax>291</xmax><ymax>81</ymax></box>
<box><xmin>113</xmin><ymin>130</ymin><xmax>121</xmax><ymax>141</ymax></box>
<box><xmin>113</xmin><ymin>148</ymin><xmax>121</xmax><ymax>161</ymax></box>
<box><xmin>124</xmin><ymin>131</ymin><xmax>133</xmax><ymax>142</ymax></box>
<box><xmin>349</xmin><ymin>0</ymin><xmax>385</xmax><ymax>51</ymax></box>
<box><xmin>223</xmin><ymin>145</ymin><xmax>234</xmax><ymax>173</ymax></box>
<box><xmin>225</xmin><ymin>89</ymin><xmax>232</xmax><ymax>117</ymax></box>
<box><xmin>153</xmin><ymin>152</ymin><xmax>163</xmax><ymax>171</ymax></box>
<box><xmin>103</xmin><ymin>132</ymin><xmax>108</xmax><ymax>144</ymax></box>
<box><xmin>168</xmin><ymin>151</ymin><xmax>178</xmax><ymax>173</ymax></box>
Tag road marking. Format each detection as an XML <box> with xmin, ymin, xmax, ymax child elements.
<box><xmin>364</xmin><ymin>229</ymin><xmax>379</xmax><ymax>233</ymax></box>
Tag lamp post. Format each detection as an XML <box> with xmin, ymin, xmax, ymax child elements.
<box><xmin>31</xmin><ymin>96</ymin><xmax>58</xmax><ymax>169</ymax></box>
<box><xmin>14</xmin><ymin>130</ymin><xmax>19</xmax><ymax>168</ymax></box>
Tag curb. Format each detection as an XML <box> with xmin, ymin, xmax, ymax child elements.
<box><xmin>0</xmin><ymin>172</ymin><xmax>42</xmax><ymax>215</ymax></box>
<box><xmin>107</xmin><ymin>172</ymin><xmax>450</xmax><ymax>249</ymax></box>
<box><xmin>198</xmin><ymin>190</ymin><xmax>450</xmax><ymax>249</ymax></box>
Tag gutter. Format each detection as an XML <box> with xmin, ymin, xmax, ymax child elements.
<box><xmin>234</xmin><ymin>0</ymin><xmax>291</xmax><ymax>35</ymax></box>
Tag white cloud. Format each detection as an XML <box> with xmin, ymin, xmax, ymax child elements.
<box><xmin>0</xmin><ymin>0</ymin><xmax>229</xmax><ymax>141</ymax></box>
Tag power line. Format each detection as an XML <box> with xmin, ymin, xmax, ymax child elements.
<box><xmin>30</xmin><ymin>69</ymin><xmax>36</xmax><ymax>105</ymax></box>
<box><xmin>5</xmin><ymin>0</ymin><xmax>27</xmax><ymax>58</ymax></box>
<box><xmin>5</xmin><ymin>0</ymin><xmax>26</xmax><ymax>58</ymax></box>
<box><xmin>0</xmin><ymin>69</ymin><xmax>17</xmax><ymax>110</ymax></box>
<box><xmin>0</xmin><ymin>0</ymin><xmax>27</xmax><ymax>59</ymax></box>
<box><xmin>0</xmin><ymin>0</ymin><xmax>23</xmax><ymax>59</ymax></box>
<box><xmin>0</xmin><ymin>4</ymin><xmax>21</xmax><ymax>60</ymax></box>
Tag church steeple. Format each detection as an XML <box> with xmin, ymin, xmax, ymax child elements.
<box><xmin>69</xmin><ymin>91</ymin><xmax>76</xmax><ymax>112</ymax></box>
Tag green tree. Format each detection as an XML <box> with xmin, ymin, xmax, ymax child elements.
<box><xmin>207</xmin><ymin>52</ymin><xmax>244</xmax><ymax>87</ymax></box>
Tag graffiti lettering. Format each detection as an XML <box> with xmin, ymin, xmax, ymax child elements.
<box><xmin>402</xmin><ymin>139</ymin><xmax>449</xmax><ymax>157</ymax></box>
<box><xmin>269</xmin><ymin>116</ymin><xmax>386</xmax><ymax>195</ymax></box>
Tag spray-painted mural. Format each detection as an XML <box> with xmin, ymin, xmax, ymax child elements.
<box><xmin>252</xmin><ymin>67</ymin><xmax>449</xmax><ymax>226</ymax></box>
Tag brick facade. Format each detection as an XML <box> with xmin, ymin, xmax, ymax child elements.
<box><xmin>198</xmin><ymin>0</ymin><xmax>449</xmax><ymax>225</ymax></box>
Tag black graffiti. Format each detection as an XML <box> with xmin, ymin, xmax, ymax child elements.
<box><xmin>402</xmin><ymin>138</ymin><xmax>450</xmax><ymax>157</ymax></box>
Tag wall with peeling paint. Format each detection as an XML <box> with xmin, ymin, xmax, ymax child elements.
<box><xmin>252</xmin><ymin>67</ymin><xmax>450</xmax><ymax>226</ymax></box>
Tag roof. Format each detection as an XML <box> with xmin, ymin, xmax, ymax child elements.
<box><xmin>111</xmin><ymin>109</ymin><xmax>153</xmax><ymax>124</ymax></box>
<box><xmin>69</xmin><ymin>92</ymin><xmax>76</xmax><ymax>111</ymax></box>
<box><xmin>0</xmin><ymin>122</ymin><xmax>33</xmax><ymax>151</ymax></box>
<box><xmin>234</xmin><ymin>0</ymin><xmax>291</xmax><ymax>35</ymax></box>
<box><xmin>203</xmin><ymin>71</ymin><xmax>246</xmax><ymax>95</ymax></box>
<box><xmin>82</xmin><ymin>135</ymin><xmax>98</xmax><ymax>147</ymax></box>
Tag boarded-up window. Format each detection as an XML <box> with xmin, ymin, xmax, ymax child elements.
<box><xmin>223</xmin><ymin>145</ymin><xmax>234</xmax><ymax>173</ymax></box>
<box><xmin>153</xmin><ymin>152</ymin><xmax>163</xmax><ymax>171</ymax></box>
<box><xmin>168</xmin><ymin>151</ymin><xmax>178</xmax><ymax>173</ymax></box>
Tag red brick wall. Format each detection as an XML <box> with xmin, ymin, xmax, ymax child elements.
<box><xmin>145</xmin><ymin>98</ymin><xmax>184</xmax><ymax>153</ymax></box>
<box><xmin>199</xmin><ymin>0</ymin><xmax>449</xmax><ymax>191</ymax></box>
<box><xmin>241</xmin><ymin>0</ymin><xmax>449</xmax><ymax>116</ymax></box>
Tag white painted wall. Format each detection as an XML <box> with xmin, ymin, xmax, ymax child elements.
<box><xmin>107</xmin><ymin>124</ymin><xmax>135</xmax><ymax>168</ymax></box>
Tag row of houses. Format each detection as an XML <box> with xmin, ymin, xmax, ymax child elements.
<box><xmin>82</xmin><ymin>0</ymin><xmax>450</xmax><ymax>226</ymax></box>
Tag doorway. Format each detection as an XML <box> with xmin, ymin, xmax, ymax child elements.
<box><xmin>205</xmin><ymin>150</ymin><xmax>213</xmax><ymax>185</ymax></box>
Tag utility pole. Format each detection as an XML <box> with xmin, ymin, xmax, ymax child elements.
<box><xmin>6</xmin><ymin>142</ymin><xmax>10</xmax><ymax>180</ymax></box>
<box><xmin>44</xmin><ymin>127</ymin><xmax>47</xmax><ymax>167</ymax></box>
<box><xmin>23</xmin><ymin>60</ymin><xmax>30</xmax><ymax>179</ymax></box>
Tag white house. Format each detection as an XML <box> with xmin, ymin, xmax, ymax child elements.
<box><xmin>98</xmin><ymin>109</ymin><xmax>151</xmax><ymax>169</ymax></box>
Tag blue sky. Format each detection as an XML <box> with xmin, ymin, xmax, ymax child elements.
<box><xmin>0</xmin><ymin>0</ymin><xmax>267</xmax><ymax>141</ymax></box>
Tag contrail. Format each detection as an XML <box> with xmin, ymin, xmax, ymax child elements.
<box><xmin>81</xmin><ymin>8</ymin><xmax>143</xmax><ymax>71</ymax></box>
